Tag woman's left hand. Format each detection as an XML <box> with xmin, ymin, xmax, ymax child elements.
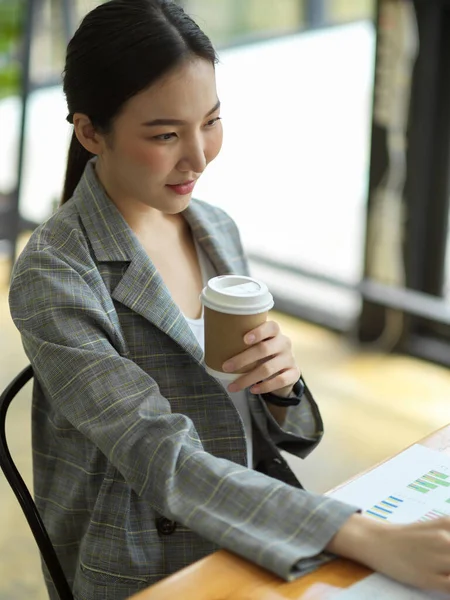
<box><xmin>222</xmin><ymin>320</ymin><xmax>301</xmax><ymax>397</ymax></box>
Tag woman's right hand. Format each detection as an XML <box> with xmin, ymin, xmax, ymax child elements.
<box><xmin>326</xmin><ymin>513</ymin><xmax>450</xmax><ymax>594</ymax></box>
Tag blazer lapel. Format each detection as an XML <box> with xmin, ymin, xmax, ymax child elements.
<box><xmin>111</xmin><ymin>252</ymin><xmax>204</xmax><ymax>362</ymax></box>
<box><xmin>183</xmin><ymin>202</ymin><xmax>237</xmax><ymax>276</ymax></box>
<box><xmin>75</xmin><ymin>160</ymin><xmax>205</xmax><ymax>363</ymax></box>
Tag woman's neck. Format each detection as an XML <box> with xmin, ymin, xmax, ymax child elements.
<box><xmin>94</xmin><ymin>158</ymin><xmax>182</xmax><ymax>238</ymax></box>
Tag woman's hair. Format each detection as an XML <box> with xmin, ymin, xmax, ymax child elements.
<box><xmin>61</xmin><ymin>0</ymin><xmax>217</xmax><ymax>204</ymax></box>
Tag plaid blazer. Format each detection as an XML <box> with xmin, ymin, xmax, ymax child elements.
<box><xmin>9</xmin><ymin>160</ymin><xmax>357</xmax><ymax>600</ymax></box>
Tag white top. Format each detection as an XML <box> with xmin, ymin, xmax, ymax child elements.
<box><xmin>183</xmin><ymin>241</ymin><xmax>254</xmax><ymax>468</ymax></box>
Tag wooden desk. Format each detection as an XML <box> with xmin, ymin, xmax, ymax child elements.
<box><xmin>131</xmin><ymin>425</ymin><xmax>450</xmax><ymax>600</ymax></box>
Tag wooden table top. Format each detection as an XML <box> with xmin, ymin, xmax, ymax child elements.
<box><xmin>130</xmin><ymin>424</ymin><xmax>450</xmax><ymax>600</ymax></box>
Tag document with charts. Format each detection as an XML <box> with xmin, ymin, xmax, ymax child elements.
<box><xmin>329</xmin><ymin>444</ymin><xmax>450</xmax><ymax>524</ymax></box>
<box><xmin>334</xmin><ymin>573</ymin><xmax>450</xmax><ymax>599</ymax></box>
<box><xmin>329</xmin><ymin>444</ymin><xmax>450</xmax><ymax>598</ymax></box>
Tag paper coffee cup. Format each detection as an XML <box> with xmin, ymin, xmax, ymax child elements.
<box><xmin>200</xmin><ymin>275</ymin><xmax>274</xmax><ymax>380</ymax></box>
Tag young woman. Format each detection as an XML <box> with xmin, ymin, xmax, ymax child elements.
<box><xmin>9</xmin><ymin>1</ymin><xmax>450</xmax><ymax>598</ymax></box>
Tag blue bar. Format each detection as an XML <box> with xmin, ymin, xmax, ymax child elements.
<box><xmin>366</xmin><ymin>510</ymin><xmax>387</xmax><ymax>520</ymax></box>
<box><xmin>374</xmin><ymin>505</ymin><xmax>393</xmax><ymax>514</ymax></box>
<box><xmin>389</xmin><ymin>496</ymin><xmax>403</xmax><ymax>502</ymax></box>
<box><xmin>381</xmin><ymin>500</ymin><xmax>397</xmax><ymax>509</ymax></box>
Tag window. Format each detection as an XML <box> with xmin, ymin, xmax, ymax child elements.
<box><xmin>181</xmin><ymin>0</ymin><xmax>375</xmax><ymax>46</ymax></box>
<box><xmin>189</xmin><ymin>1</ymin><xmax>376</xmax><ymax>326</ymax></box>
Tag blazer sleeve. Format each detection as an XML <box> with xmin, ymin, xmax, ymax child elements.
<box><xmin>9</xmin><ymin>244</ymin><xmax>359</xmax><ymax>582</ymax></box>
<box><xmin>252</xmin><ymin>381</ymin><xmax>324</xmax><ymax>460</ymax></box>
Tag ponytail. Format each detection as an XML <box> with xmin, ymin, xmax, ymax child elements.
<box><xmin>61</xmin><ymin>131</ymin><xmax>94</xmax><ymax>205</ymax></box>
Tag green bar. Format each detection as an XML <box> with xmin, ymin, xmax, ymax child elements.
<box><xmin>445</xmin><ymin>498</ymin><xmax>450</xmax><ymax>504</ymax></box>
<box><xmin>430</xmin><ymin>470</ymin><xmax>449</xmax><ymax>480</ymax></box>
<box><xmin>422</xmin><ymin>474</ymin><xmax>450</xmax><ymax>487</ymax></box>
<box><xmin>416</xmin><ymin>479</ymin><xmax>438</xmax><ymax>490</ymax></box>
<box><xmin>430</xmin><ymin>510</ymin><xmax>447</xmax><ymax>518</ymax></box>
<box><xmin>408</xmin><ymin>483</ymin><xmax>429</xmax><ymax>494</ymax></box>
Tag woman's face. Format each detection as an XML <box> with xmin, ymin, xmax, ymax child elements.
<box><xmin>94</xmin><ymin>58</ymin><xmax>223</xmax><ymax>215</ymax></box>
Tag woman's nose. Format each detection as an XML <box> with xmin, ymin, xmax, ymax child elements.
<box><xmin>178</xmin><ymin>137</ymin><xmax>207</xmax><ymax>174</ymax></box>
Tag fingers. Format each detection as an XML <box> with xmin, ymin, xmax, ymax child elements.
<box><xmin>249</xmin><ymin>366</ymin><xmax>301</xmax><ymax>395</ymax></box>
<box><xmin>434</xmin><ymin>574</ymin><xmax>450</xmax><ymax>594</ymax></box>
<box><xmin>385</xmin><ymin>520</ymin><xmax>450</xmax><ymax>594</ymax></box>
<box><xmin>242</xmin><ymin>320</ymin><xmax>280</xmax><ymax>346</ymax></box>
<box><xmin>222</xmin><ymin>320</ymin><xmax>299</xmax><ymax>394</ymax></box>
<box><xmin>418</xmin><ymin>573</ymin><xmax>450</xmax><ymax>595</ymax></box>
<box><xmin>433</xmin><ymin>517</ymin><xmax>450</xmax><ymax>532</ymax></box>
<box><xmin>228</xmin><ymin>358</ymin><xmax>298</xmax><ymax>394</ymax></box>
<box><xmin>222</xmin><ymin>328</ymin><xmax>290</xmax><ymax>374</ymax></box>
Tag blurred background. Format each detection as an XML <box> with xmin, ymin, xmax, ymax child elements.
<box><xmin>2</xmin><ymin>0</ymin><xmax>450</xmax><ymax>598</ymax></box>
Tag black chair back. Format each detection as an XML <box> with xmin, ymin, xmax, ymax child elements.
<box><xmin>0</xmin><ymin>365</ymin><xmax>74</xmax><ymax>600</ymax></box>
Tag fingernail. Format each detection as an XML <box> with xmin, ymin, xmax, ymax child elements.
<box><xmin>251</xmin><ymin>386</ymin><xmax>260</xmax><ymax>394</ymax></box>
<box><xmin>228</xmin><ymin>383</ymin><xmax>238</xmax><ymax>393</ymax></box>
<box><xmin>245</xmin><ymin>334</ymin><xmax>256</xmax><ymax>344</ymax></box>
<box><xmin>222</xmin><ymin>361</ymin><xmax>234</xmax><ymax>372</ymax></box>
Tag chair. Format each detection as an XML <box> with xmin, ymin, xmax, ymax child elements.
<box><xmin>0</xmin><ymin>365</ymin><xmax>74</xmax><ymax>600</ymax></box>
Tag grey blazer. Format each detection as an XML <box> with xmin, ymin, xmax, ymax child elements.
<box><xmin>9</xmin><ymin>160</ymin><xmax>357</xmax><ymax>600</ymax></box>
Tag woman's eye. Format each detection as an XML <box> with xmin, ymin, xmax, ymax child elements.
<box><xmin>205</xmin><ymin>117</ymin><xmax>222</xmax><ymax>127</ymax></box>
<box><xmin>153</xmin><ymin>132</ymin><xmax>177</xmax><ymax>141</ymax></box>
<box><xmin>151</xmin><ymin>119</ymin><xmax>221</xmax><ymax>141</ymax></box>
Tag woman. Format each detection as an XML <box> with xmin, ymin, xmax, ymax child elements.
<box><xmin>9</xmin><ymin>1</ymin><xmax>450</xmax><ymax>598</ymax></box>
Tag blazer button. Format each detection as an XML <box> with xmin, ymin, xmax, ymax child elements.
<box><xmin>273</xmin><ymin>457</ymin><xmax>290</xmax><ymax>471</ymax></box>
<box><xmin>156</xmin><ymin>517</ymin><xmax>177</xmax><ymax>535</ymax></box>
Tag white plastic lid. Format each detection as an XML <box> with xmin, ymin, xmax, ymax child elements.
<box><xmin>200</xmin><ymin>275</ymin><xmax>274</xmax><ymax>315</ymax></box>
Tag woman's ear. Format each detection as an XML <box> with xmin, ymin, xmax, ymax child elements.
<box><xmin>73</xmin><ymin>113</ymin><xmax>105</xmax><ymax>155</ymax></box>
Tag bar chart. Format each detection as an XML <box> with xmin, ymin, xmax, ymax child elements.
<box><xmin>330</xmin><ymin>445</ymin><xmax>450</xmax><ymax>525</ymax></box>
<box><xmin>407</xmin><ymin>469</ymin><xmax>450</xmax><ymax>494</ymax></box>
<box><xmin>364</xmin><ymin>470</ymin><xmax>450</xmax><ymax>522</ymax></box>
<box><xmin>365</xmin><ymin>495</ymin><xmax>403</xmax><ymax>520</ymax></box>
<box><xmin>418</xmin><ymin>509</ymin><xmax>449</xmax><ymax>522</ymax></box>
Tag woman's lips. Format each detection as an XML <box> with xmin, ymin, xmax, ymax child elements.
<box><xmin>166</xmin><ymin>180</ymin><xmax>196</xmax><ymax>196</ymax></box>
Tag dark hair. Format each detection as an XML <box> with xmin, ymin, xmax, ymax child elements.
<box><xmin>61</xmin><ymin>0</ymin><xmax>217</xmax><ymax>204</ymax></box>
